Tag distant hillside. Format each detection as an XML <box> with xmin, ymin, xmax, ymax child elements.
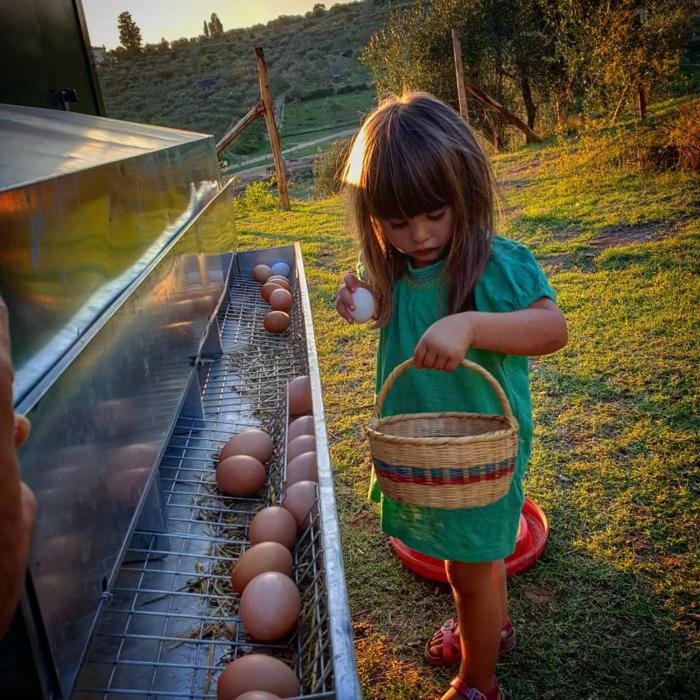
<box><xmin>95</xmin><ymin>1</ymin><xmax>390</xmax><ymax>145</ymax></box>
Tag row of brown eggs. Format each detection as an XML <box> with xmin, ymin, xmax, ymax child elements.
<box><xmin>253</xmin><ymin>264</ymin><xmax>293</xmax><ymax>334</ymax></box>
<box><xmin>216</xmin><ymin>375</ymin><xmax>319</xmax><ymax>699</ymax></box>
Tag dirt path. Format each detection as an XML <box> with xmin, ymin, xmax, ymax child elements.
<box><xmin>224</xmin><ymin>127</ymin><xmax>357</xmax><ymax>178</ymax></box>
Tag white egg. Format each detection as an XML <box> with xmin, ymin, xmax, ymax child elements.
<box><xmin>350</xmin><ymin>287</ymin><xmax>375</xmax><ymax>323</ymax></box>
<box><xmin>271</xmin><ymin>261</ymin><xmax>290</xmax><ymax>278</ymax></box>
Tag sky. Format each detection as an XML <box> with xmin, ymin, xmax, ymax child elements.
<box><xmin>81</xmin><ymin>1</ymin><xmax>343</xmax><ymax>50</ymax></box>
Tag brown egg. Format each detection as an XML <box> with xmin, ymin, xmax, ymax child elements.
<box><xmin>287</xmin><ymin>434</ymin><xmax>316</xmax><ymax>462</ymax></box>
<box><xmin>216</xmin><ymin>455</ymin><xmax>266</xmax><ymax>497</ymax></box>
<box><xmin>264</xmin><ymin>311</ymin><xmax>290</xmax><ymax>334</ymax></box>
<box><xmin>269</xmin><ymin>287</ymin><xmax>292</xmax><ymax>313</ymax></box>
<box><xmin>220</xmin><ymin>429</ymin><xmax>273</xmax><ymax>464</ymax></box>
<box><xmin>288</xmin><ymin>375</ymin><xmax>312</xmax><ymax>416</ymax></box>
<box><xmin>106</xmin><ymin>466</ymin><xmax>151</xmax><ymax>507</ymax></box>
<box><xmin>282</xmin><ymin>480</ymin><xmax>318</xmax><ymax>529</ymax></box>
<box><xmin>248</xmin><ymin>507</ymin><xmax>298</xmax><ymax>550</ymax></box>
<box><xmin>234</xmin><ymin>693</ymin><xmax>281</xmax><ymax>700</ymax></box>
<box><xmin>193</xmin><ymin>293</ymin><xmax>217</xmax><ymax>316</ymax></box>
<box><xmin>94</xmin><ymin>398</ymin><xmax>138</xmax><ymax>433</ymax></box>
<box><xmin>288</xmin><ymin>415</ymin><xmax>315</xmax><ymax>443</ymax></box>
<box><xmin>239</xmin><ymin>572</ymin><xmax>301</xmax><ymax>642</ymax></box>
<box><xmin>104</xmin><ymin>443</ymin><xmax>158</xmax><ymax>506</ymax></box>
<box><xmin>38</xmin><ymin>571</ymin><xmax>83</xmax><ymax>628</ymax></box>
<box><xmin>38</xmin><ymin>533</ymin><xmax>86</xmax><ymax>573</ymax></box>
<box><xmin>253</xmin><ymin>264</ymin><xmax>272</xmax><ymax>284</ymax></box>
<box><xmin>169</xmin><ymin>299</ymin><xmax>197</xmax><ymax>324</ymax></box>
<box><xmin>216</xmin><ymin>654</ymin><xmax>299</xmax><ymax>700</ymax></box>
<box><xmin>286</xmin><ymin>452</ymin><xmax>318</xmax><ymax>487</ymax></box>
<box><xmin>266</xmin><ymin>276</ymin><xmax>290</xmax><ymax>290</ymax></box>
<box><xmin>48</xmin><ymin>444</ymin><xmax>101</xmax><ymax>490</ymax></box>
<box><xmin>231</xmin><ymin>542</ymin><xmax>293</xmax><ymax>594</ymax></box>
<box><xmin>261</xmin><ymin>281</ymin><xmax>282</xmax><ymax>302</ymax></box>
<box><xmin>112</xmin><ymin>443</ymin><xmax>157</xmax><ymax>470</ymax></box>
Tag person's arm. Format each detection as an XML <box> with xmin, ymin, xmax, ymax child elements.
<box><xmin>0</xmin><ymin>299</ymin><xmax>36</xmax><ymax>637</ymax></box>
<box><xmin>414</xmin><ymin>297</ymin><xmax>568</xmax><ymax>371</ymax></box>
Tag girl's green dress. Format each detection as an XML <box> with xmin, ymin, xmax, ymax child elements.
<box><xmin>369</xmin><ymin>236</ymin><xmax>555</xmax><ymax>562</ymax></box>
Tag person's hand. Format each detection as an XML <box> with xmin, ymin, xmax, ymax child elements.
<box><xmin>414</xmin><ymin>313</ymin><xmax>474</xmax><ymax>371</ymax></box>
<box><xmin>0</xmin><ymin>297</ymin><xmax>36</xmax><ymax>637</ymax></box>
<box><xmin>14</xmin><ymin>414</ymin><xmax>30</xmax><ymax>449</ymax></box>
<box><xmin>335</xmin><ymin>272</ymin><xmax>375</xmax><ymax>324</ymax></box>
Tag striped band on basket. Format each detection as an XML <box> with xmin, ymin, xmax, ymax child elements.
<box><xmin>373</xmin><ymin>457</ymin><xmax>515</xmax><ymax>486</ymax></box>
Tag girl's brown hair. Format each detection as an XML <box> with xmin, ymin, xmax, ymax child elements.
<box><xmin>342</xmin><ymin>92</ymin><xmax>496</xmax><ymax>325</ymax></box>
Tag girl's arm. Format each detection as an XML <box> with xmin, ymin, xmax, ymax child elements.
<box><xmin>414</xmin><ymin>297</ymin><xmax>567</xmax><ymax>371</ymax></box>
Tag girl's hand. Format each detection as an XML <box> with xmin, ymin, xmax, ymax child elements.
<box><xmin>335</xmin><ymin>272</ymin><xmax>375</xmax><ymax>324</ymax></box>
<box><xmin>414</xmin><ymin>314</ymin><xmax>474</xmax><ymax>371</ymax></box>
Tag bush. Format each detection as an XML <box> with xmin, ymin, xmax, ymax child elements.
<box><xmin>664</xmin><ymin>100</ymin><xmax>700</xmax><ymax>172</ymax></box>
<box><xmin>554</xmin><ymin>99</ymin><xmax>700</xmax><ymax>176</ymax></box>
<box><xmin>234</xmin><ymin>181</ymin><xmax>278</xmax><ymax>212</ymax></box>
<box><xmin>313</xmin><ymin>138</ymin><xmax>351</xmax><ymax>197</ymax></box>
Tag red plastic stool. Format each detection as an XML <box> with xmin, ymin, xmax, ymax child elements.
<box><xmin>389</xmin><ymin>497</ymin><xmax>549</xmax><ymax>582</ymax></box>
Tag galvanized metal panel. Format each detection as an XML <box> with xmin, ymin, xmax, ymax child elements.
<box><xmin>73</xmin><ymin>244</ymin><xmax>361</xmax><ymax>699</ymax></box>
<box><xmin>15</xmin><ymin>182</ymin><xmax>235</xmax><ymax>698</ymax></box>
<box><xmin>0</xmin><ymin>104</ymin><xmax>221</xmax><ymax>407</ymax></box>
<box><xmin>0</xmin><ymin>0</ymin><xmax>103</xmax><ymax>114</ymax></box>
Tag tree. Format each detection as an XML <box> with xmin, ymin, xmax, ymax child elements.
<box><xmin>117</xmin><ymin>11</ymin><xmax>142</xmax><ymax>54</ymax></box>
<box><xmin>209</xmin><ymin>13</ymin><xmax>224</xmax><ymax>37</ymax></box>
<box><xmin>362</xmin><ymin>0</ymin><xmax>695</xmax><ymax>140</ymax></box>
<box><xmin>362</xmin><ymin>0</ymin><xmax>546</xmax><ymax>145</ymax></box>
<box><xmin>540</xmin><ymin>0</ymin><xmax>695</xmax><ymax>122</ymax></box>
<box><xmin>203</xmin><ymin>20</ymin><xmax>210</xmax><ymax>38</ymax></box>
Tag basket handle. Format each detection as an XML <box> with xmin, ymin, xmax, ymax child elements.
<box><xmin>372</xmin><ymin>358</ymin><xmax>516</xmax><ymax>424</ymax></box>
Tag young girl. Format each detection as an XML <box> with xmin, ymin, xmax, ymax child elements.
<box><xmin>335</xmin><ymin>93</ymin><xmax>567</xmax><ymax>700</ymax></box>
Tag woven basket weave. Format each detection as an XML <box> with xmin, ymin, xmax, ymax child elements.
<box><xmin>367</xmin><ymin>358</ymin><xmax>519</xmax><ymax>509</ymax></box>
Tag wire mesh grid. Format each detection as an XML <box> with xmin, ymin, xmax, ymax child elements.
<box><xmin>75</xmin><ymin>259</ymin><xmax>334</xmax><ymax>699</ymax></box>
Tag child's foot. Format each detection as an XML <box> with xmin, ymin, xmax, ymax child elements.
<box><xmin>425</xmin><ymin>618</ymin><xmax>516</xmax><ymax>666</ymax></box>
<box><xmin>441</xmin><ymin>675</ymin><xmax>502</xmax><ymax>700</ymax></box>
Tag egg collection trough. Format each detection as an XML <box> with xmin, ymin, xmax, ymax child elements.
<box><xmin>0</xmin><ymin>106</ymin><xmax>360</xmax><ymax>699</ymax></box>
<box><xmin>73</xmin><ymin>244</ymin><xmax>356</xmax><ymax>699</ymax></box>
<box><xmin>74</xmin><ymin>245</ymin><xmax>357</xmax><ymax>699</ymax></box>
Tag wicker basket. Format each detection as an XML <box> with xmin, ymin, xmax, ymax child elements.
<box><xmin>367</xmin><ymin>358</ymin><xmax>519</xmax><ymax>509</ymax></box>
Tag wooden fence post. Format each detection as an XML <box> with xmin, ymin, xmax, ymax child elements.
<box><xmin>451</xmin><ymin>28</ymin><xmax>469</xmax><ymax>123</ymax></box>
<box><xmin>254</xmin><ymin>46</ymin><xmax>290</xmax><ymax>211</ymax></box>
<box><xmin>216</xmin><ymin>102</ymin><xmax>265</xmax><ymax>155</ymax></box>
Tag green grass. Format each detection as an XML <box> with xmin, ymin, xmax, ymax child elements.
<box><xmin>282</xmin><ymin>89</ymin><xmax>375</xmax><ymax>138</ymax></box>
<box><xmin>223</xmin><ymin>89</ymin><xmax>371</xmax><ymax>169</ymax></box>
<box><xmin>230</xmin><ymin>124</ymin><xmax>699</xmax><ymax>698</ymax></box>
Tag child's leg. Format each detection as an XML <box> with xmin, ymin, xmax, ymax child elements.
<box><xmin>426</xmin><ymin>559</ymin><xmax>512</xmax><ymax>667</ymax></box>
<box><xmin>444</xmin><ymin>560</ymin><xmax>501</xmax><ymax>695</ymax></box>
<box><xmin>492</xmin><ymin>559</ymin><xmax>508</xmax><ymax>626</ymax></box>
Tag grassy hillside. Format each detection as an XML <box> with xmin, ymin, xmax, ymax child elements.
<box><xmin>95</xmin><ymin>1</ymin><xmax>387</xmax><ymax>145</ymax></box>
<box><xmin>229</xmin><ymin>103</ymin><xmax>699</xmax><ymax>698</ymax></box>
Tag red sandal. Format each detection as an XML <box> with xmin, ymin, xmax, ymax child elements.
<box><xmin>425</xmin><ymin>618</ymin><xmax>516</xmax><ymax>666</ymax></box>
<box><xmin>449</xmin><ymin>675</ymin><xmax>501</xmax><ymax>700</ymax></box>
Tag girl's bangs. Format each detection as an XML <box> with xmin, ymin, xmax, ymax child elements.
<box><xmin>363</xmin><ymin>135</ymin><xmax>452</xmax><ymax>220</ymax></box>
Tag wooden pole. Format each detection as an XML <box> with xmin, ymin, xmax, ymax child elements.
<box><xmin>216</xmin><ymin>101</ymin><xmax>265</xmax><ymax>155</ymax></box>
<box><xmin>451</xmin><ymin>28</ymin><xmax>469</xmax><ymax>123</ymax></box>
<box><xmin>609</xmin><ymin>83</ymin><xmax>631</xmax><ymax>126</ymax></box>
<box><xmin>463</xmin><ymin>79</ymin><xmax>541</xmax><ymax>143</ymax></box>
<box><xmin>254</xmin><ymin>46</ymin><xmax>290</xmax><ymax>211</ymax></box>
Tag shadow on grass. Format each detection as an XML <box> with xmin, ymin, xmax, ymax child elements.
<box><xmin>343</xmin><ymin>489</ymin><xmax>699</xmax><ymax>699</ymax></box>
<box><xmin>596</xmin><ymin>232</ymin><xmax>700</xmax><ymax>273</ymax></box>
<box><xmin>503</xmin><ymin>513</ymin><xmax>699</xmax><ymax>699</ymax></box>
